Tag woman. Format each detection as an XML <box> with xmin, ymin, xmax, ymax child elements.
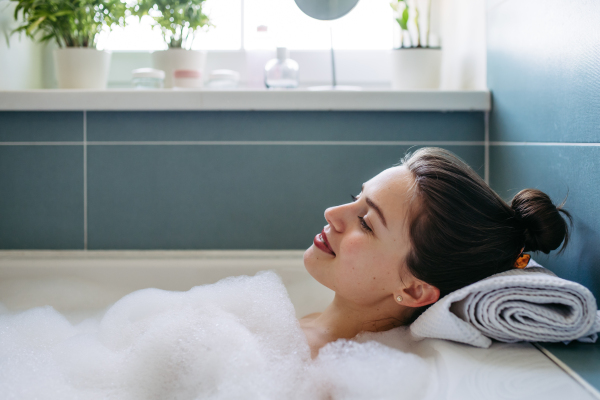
<box><xmin>300</xmin><ymin>147</ymin><xmax>571</xmax><ymax>358</ymax></box>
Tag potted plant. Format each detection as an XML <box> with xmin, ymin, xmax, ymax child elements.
<box><xmin>133</xmin><ymin>0</ymin><xmax>212</xmax><ymax>88</ymax></box>
<box><xmin>10</xmin><ymin>0</ymin><xmax>127</xmax><ymax>89</ymax></box>
<box><xmin>389</xmin><ymin>0</ymin><xmax>441</xmax><ymax>89</ymax></box>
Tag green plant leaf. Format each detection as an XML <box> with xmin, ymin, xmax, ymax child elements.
<box><xmin>8</xmin><ymin>0</ymin><xmax>128</xmax><ymax>47</ymax></box>
<box><xmin>26</xmin><ymin>16</ymin><xmax>46</xmax><ymax>34</ymax></box>
<box><xmin>54</xmin><ymin>10</ymin><xmax>75</xmax><ymax>17</ymax></box>
<box><xmin>132</xmin><ymin>0</ymin><xmax>212</xmax><ymax>49</ymax></box>
<box><xmin>39</xmin><ymin>32</ymin><xmax>55</xmax><ymax>42</ymax></box>
<box><xmin>400</xmin><ymin>7</ymin><xmax>409</xmax><ymax>30</ymax></box>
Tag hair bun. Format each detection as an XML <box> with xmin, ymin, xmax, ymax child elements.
<box><xmin>511</xmin><ymin>189</ymin><xmax>572</xmax><ymax>253</ymax></box>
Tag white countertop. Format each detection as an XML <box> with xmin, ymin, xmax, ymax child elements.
<box><xmin>0</xmin><ymin>89</ymin><xmax>490</xmax><ymax>111</ymax></box>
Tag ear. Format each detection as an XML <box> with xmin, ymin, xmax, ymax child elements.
<box><xmin>396</xmin><ymin>279</ymin><xmax>440</xmax><ymax>308</ymax></box>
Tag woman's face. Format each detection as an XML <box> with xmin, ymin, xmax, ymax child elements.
<box><xmin>304</xmin><ymin>165</ymin><xmax>416</xmax><ymax>307</ymax></box>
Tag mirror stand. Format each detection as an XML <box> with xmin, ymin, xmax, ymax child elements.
<box><xmin>308</xmin><ymin>26</ymin><xmax>361</xmax><ymax>91</ymax></box>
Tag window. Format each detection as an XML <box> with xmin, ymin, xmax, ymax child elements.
<box><xmin>243</xmin><ymin>0</ymin><xmax>393</xmax><ymax>50</ymax></box>
<box><xmin>97</xmin><ymin>0</ymin><xmax>242</xmax><ymax>50</ymax></box>
<box><xmin>98</xmin><ymin>0</ymin><xmax>393</xmax><ymax>51</ymax></box>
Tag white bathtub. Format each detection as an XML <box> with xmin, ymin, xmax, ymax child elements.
<box><xmin>0</xmin><ymin>250</ymin><xmax>334</xmax><ymax>320</ymax></box>
<box><xmin>0</xmin><ymin>250</ymin><xmax>596</xmax><ymax>400</ymax></box>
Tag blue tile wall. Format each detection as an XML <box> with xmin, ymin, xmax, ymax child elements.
<box><xmin>0</xmin><ymin>146</ymin><xmax>84</xmax><ymax>249</ymax></box>
<box><xmin>487</xmin><ymin>0</ymin><xmax>600</xmax><ymax>305</ymax></box>
<box><xmin>0</xmin><ymin>112</ymin><xmax>83</xmax><ymax>142</ymax></box>
<box><xmin>87</xmin><ymin>144</ymin><xmax>483</xmax><ymax>250</ymax></box>
<box><xmin>0</xmin><ymin>110</ymin><xmax>484</xmax><ymax>249</ymax></box>
<box><xmin>87</xmin><ymin>111</ymin><xmax>484</xmax><ymax>142</ymax></box>
<box><xmin>488</xmin><ymin>0</ymin><xmax>600</xmax><ymax>143</ymax></box>
<box><xmin>540</xmin><ymin>341</ymin><xmax>600</xmax><ymax>392</ymax></box>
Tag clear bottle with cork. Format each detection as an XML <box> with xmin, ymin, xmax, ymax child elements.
<box><xmin>264</xmin><ymin>47</ymin><xmax>299</xmax><ymax>89</ymax></box>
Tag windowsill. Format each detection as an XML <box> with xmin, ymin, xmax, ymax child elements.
<box><xmin>0</xmin><ymin>89</ymin><xmax>491</xmax><ymax>111</ymax></box>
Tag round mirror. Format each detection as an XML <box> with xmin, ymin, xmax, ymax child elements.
<box><xmin>294</xmin><ymin>0</ymin><xmax>360</xmax><ymax>20</ymax></box>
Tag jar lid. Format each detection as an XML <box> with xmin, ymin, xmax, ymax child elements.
<box><xmin>174</xmin><ymin>69</ymin><xmax>202</xmax><ymax>79</ymax></box>
<box><xmin>208</xmin><ymin>69</ymin><xmax>240</xmax><ymax>81</ymax></box>
<box><xmin>132</xmin><ymin>68</ymin><xmax>165</xmax><ymax>79</ymax></box>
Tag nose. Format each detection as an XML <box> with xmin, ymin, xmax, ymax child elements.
<box><xmin>324</xmin><ymin>203</ymin><xmax>351</xmax><ymax>233</ymax></box>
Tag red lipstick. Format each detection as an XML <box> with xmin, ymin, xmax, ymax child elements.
<box><xmin>313</xmin><ymin>229</ymin><xmax>335</xmax><ymax>256</ymax></box>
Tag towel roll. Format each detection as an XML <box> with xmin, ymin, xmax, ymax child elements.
<box><xmin>410</xmin><ymin>260</ymin><xmax>600</xmax><ymax>348</ymax></box>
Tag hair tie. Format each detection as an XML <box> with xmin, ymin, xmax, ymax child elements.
<box><xmin>514</xmin><ymin>247</ymin><xmax>531</xmax><ymax>269</ymax></box>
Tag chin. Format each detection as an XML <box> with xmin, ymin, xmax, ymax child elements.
<box><xmin>303</xmin><ymin>246</ymin><xmax>315</xmax><ymax>271</ymax></box>
<box><xmin>303</xmin><ymin>245</ymin><xmax>332</xmax><ymax>290</ymax></box>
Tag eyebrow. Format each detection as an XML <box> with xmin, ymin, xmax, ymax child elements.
<box><xmin>361</xmin><ymin>184</ymin><xmax>388</xmax><ymax>229</ymax></box>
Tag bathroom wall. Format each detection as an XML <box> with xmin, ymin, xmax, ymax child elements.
<box><xmin>0</xmin><ymin>1</ymin><xmax>44</xmax><ymax>89</ymax></box>
<box><xmin>487</xmin><ymin>0</ymin><xmax>600</xmax><ymax>299</ymax></box>
<box><xmin>0</xmin><ymin>111</ymin><xmax>484</xmax><ymax>250</ymax></box>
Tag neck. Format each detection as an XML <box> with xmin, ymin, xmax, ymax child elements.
<box><xmin>309</xmin><ymin>294</ymin><xmax>413</xmax><ymax>341</ymax></box>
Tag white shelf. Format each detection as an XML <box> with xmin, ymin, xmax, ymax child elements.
<box><xmin>0</xmin><ymin>89</ymin><xmax>490</xmax><ymax>111</ymax></box>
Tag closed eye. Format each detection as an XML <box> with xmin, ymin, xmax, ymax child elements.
<box><xmin>358</xmin><ymin>216</ymin><xmax>373</xmax><ymax>234</ymax></box>
<box><xmin>351</xmin><ymin>194</ymin><xmax>374</xmax><ymax>234</ymax></box>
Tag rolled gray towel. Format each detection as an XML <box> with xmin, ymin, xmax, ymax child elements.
<box><xmin>410</xmin><ymin>259</ymin><xmax>600</xmax><ymax>348</ymax></box>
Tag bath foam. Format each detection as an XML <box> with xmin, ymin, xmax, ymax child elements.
<box><xmin>0</xmin><ymin>271</ymin><xmax>432</xmax><ymax>400</ymax></box>
<box><xmin>308</xmin><ymin>339</ymin><xmax>430</xmax><ymax>400</ymax></box>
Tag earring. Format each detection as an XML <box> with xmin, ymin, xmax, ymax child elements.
<box><xmin>396</xmin><ymin>295</ymin><xmax>403</xmax><ymax>302</ymax></box>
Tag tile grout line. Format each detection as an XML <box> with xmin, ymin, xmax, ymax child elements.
<box><xmin>82</xmin><ymin>141</ymin><xmax>486</xmax><ymax>146</ymax></box>
<box><xmin>0</xmin><ymin>141</ymin><xmax>486</xmax><ymax>146</ymax></box>
<box><xmin>0</xmin><ymin>142</ymin><xmax>83</xmax><ymax>145</ymax></box>
<box><xmin>490</xmin><ymin>142</ymin><xmax>600</xmax><ymax>146</ymax></box>
<box><xmin>484</xmin><ymin>111</ymin><xmax>490</xmax><ymax>184</ymax></box>
<box><xmin>83</xmin><ymin>111</ymin><xmax>88</xmax><ymax>251</ymax></box>
<box><xmin>1</xmin><ymin>140</ymin><xmax>600</xmax><ymax>146</ymax></box>
<box><xmin>533</xmin><ymin>343</ymin><xmax>600</xmax><ymax>400</ymax></box>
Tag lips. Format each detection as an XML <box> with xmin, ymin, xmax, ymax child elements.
<box><xmin>313</xmin><ymin>228</ymin><xmax>336</xmax><ymax>256</ymax></box>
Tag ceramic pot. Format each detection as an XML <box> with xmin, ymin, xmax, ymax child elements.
<box><xmin>152</xmin><ymin>49</ymin><xmax>207</xmax><ymax>88</ymax></box>
<box><xmin>391</xmin><ymin>48</ymin><xmax>441</xmax><ymax>90</ymax></box>
<box><xmin>53</xmin><ymin>48</ymin><xmax>112</xmax><ymax>89</ymax></box>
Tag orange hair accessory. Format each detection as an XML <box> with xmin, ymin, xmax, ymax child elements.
<box><xmin>515</xmin><ymin>253</ymin><xmax>531</xmax><ymax>269</ymax></box>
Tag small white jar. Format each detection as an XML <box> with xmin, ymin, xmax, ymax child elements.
<box><xmin>132</xmin><ymin>68</ymin><xmax>165</xmax><ymax>89</ymax></box>
<box><xmin>206</xmin><ymin>69</ymin><xmax>240</xmax><ymax>89</ymax></box>
<box><xmin>173</xmin><ymin>69</ymin><xmax>203</xmax><ymax>89</ymax></box>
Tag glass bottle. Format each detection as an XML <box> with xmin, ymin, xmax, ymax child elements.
<box><xmin>264</xmin><ymin>47</ymin><xmax>299</xmax><ymax>89</ymax></box>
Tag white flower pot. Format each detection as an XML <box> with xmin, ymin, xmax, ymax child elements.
<box><xmin>152</xmin><ymin>49</ymin><xmax>207</xmax><ymax>89</ymax></box>
<box><xmin>53</xmin><ymin>48</ymin><xmax>112</xmax><ymax>89</ymax></box>
<box><xmin>391</xmin><ymin>48</ymin><xmax>442</xmax><ymax>90</ymax></box>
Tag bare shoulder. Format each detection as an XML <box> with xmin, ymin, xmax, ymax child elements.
<box><xmin>299</xmin><ymin>312</ymin><xmax>322</xmax><ymax>322</ymax></box>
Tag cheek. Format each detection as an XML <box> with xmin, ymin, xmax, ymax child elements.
<box><xmin>338</xmin><ymin>238</ymin><xmax>383</xmax><ymax>284</ymax></box>
<box><xmin>339</xmin><ymin>236</ymin><xmax>366</xmax><ymax>258</ymax></box>
<box><xmin>341</xmin><ymin>245</ymin><xmax>398</xmax><ymax>291</ymax></box>
<box><xmin>340</xmin><ymin>235</ymin><xmax>384</xmax><ymax>275</ymax></box>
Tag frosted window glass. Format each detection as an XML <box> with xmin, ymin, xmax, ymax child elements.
<box><xmin>244</xmin><ymin>0</ymin><xmax>393</xmax><ymax>50</ymax></box>
<box><xmin>97</xmin><ymin>16</ymin><xmax>165</xmax><ymax>51</ymax></box>
<box><xmin>99</xmin><ymin>0</ymin><xmax>242</xmax><ymax>51</ymax></box>
<box><xmin>97</xmin><ymin>0</ymin><xmax>391</xmax><ymax>51</ymax></box>
<box><xmin>193</xmin><ymin>0</ymin><xmax>242</xmax><ymax>50</ymax></box>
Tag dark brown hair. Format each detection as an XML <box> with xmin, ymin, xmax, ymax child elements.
<box><xmin>401</xmin><ymin>147</ymin><xmax>572</xmax><ymax>299</ymax></box>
